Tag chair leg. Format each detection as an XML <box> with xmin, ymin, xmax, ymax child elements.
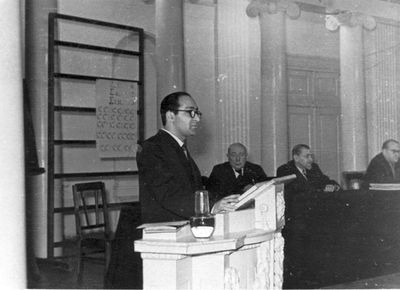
<box><xmin>75</xmin><ymin>241</ymin><xmax>84</xmax><ymax>285</ymax></box>
<box><xmin>105</xmin><ymin>241</ymin><xmax>112</xmax><ymax>272</ymax></box>
<box><xmin>77</xmin><ymin>255</ymin><xmax>84</xmax><ymax>285</ymax></box>
<box><xmin>103</xmin><ymin>241</ymin><xmax>112</xmax><ymax>287</ymax></box>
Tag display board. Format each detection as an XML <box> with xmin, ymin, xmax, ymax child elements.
<box><xmin>95</xmin><ymin>79</ymin><xmax>138</xmax><ymax>158</ymax></box>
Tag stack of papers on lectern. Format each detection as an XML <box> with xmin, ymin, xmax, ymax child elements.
<box><xmin>369</xmin><ymin>183</ymin><xmax>400</xmax><ymax>191</ymax></box>
<box><xmin>234</xmin><ymin>181</ymin><xmax>272</xmax><ymax>210</ymax></box>
<box><xmin>137</xmin><ymin>220</ymin><xmax>191</xmax><ymax>240</ymax></box>
<box><xmin>234</xmin><ymin>174</ymin><xmax>296</xmax><ymax>210</ymax></box>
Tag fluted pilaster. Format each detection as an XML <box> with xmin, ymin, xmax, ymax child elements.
<box><xmin>216</xmin><ymin>0</ymin><xmax>252</xmax><ymax>158</ymax></box>
<box><xmin>364</xmin><ymin>21</ymin><xmax>400</xmax><ymax>157</ymax></box>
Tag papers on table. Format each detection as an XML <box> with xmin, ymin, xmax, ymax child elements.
<box><xmin>137</xmin><ymin>220</ymin><xmax>189</xmax><ymax>233</ymax></box>
<box><xmin>369</xmin><ymin>183</ymin><xmax>400</xmax><ymax>191</ymax></box>
<box><xmin>137</xmin><ymin>220</ymin><xmax>192</xmax><ymax>240</ymax></box>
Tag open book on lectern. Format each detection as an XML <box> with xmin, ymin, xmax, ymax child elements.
<box><xmin>234</xmin><ymin>174</ymin><xmax>296</xmax><ymax>210</ymax></box>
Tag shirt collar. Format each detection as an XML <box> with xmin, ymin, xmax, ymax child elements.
<box><xmin>232</xmin><ymin>167</ymin><xmax>243</xmax><ymax>177</ymax></box>
<box><xmin>161</xmin><ymin>128</ymin><xmax>184</xmax><ymax>147</ymax></box>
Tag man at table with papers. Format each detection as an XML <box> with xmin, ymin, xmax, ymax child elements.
<box><xmin>363</xmin><ymin>139</ymin><xmax>400</xmax><ymax>187</ymax></box>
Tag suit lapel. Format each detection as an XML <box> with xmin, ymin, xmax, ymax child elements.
<box><xmin>225</xmin><ymin>162</ymin><xmax>244</xmax><ymax>186</ymax></box>
<box><xmin>188</xmin><ymin>155</ymin><xmax>202</xmax><ymax>187</ymax></box>
<box><xmin>158</xmin><ymin>130</ymin><xmax>201</xmax><ymax>189</ymax></box>
<box><xmin>382</xmin><ymin>157</ymin><xmax>395</xmax><ymax>179</ymax></box>
<box><xmin>291</xmin><ymin>162</ymin><xmax>307</xmax><ymax>183</ymax></box>
<box><xmin>224</xmin><ymin>163</ymin><xmax>237</xmax><ymax>182</ymax></box>
<box><xmin>298</xmin><ymin>171</ymin><xmax>308</xmax><ymax>182</ymax></box>
<box><xmin>158</xmin><ymin>131</ymin><xmax>191</xmax><ymax>173</ymax></box>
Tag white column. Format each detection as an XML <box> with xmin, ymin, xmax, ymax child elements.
<box><xmin>259</xmin><ymin>11</ymin><xmax>288</xmax><ymax>175</ymax></box>
<box><xmin>155</xmin><ymin>0</ymin><xmax>185</xmax><ymax>123</ymax></box>
<box><xmin>25</xmin><ymin>0</ymin><xmax>58</xmax><ymax>258</ymax></box>
<box><xmin>0</xmin><ymin>1</ymin><xmax>26</xmax><ymax>288</ymax></box>
<box><xmin>326</xmin><ymin>12</ymin><xmax>376</xmax><ymax>171</ymax></box>
<box><xmin>340</xmin><ymin>25</ymin><xmax>368</xmax><ymax>170</ymax></box>
<box><xmin>247</xmin><ymin>0</ymin><xmax>300</xmax><ymax>174</ymax></box>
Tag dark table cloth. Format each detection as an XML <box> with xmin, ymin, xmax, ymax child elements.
<box><xmin>105</xmin><ymin>203</ymin><xmax>142</xmax><ymax>289</ymax></box>
<box><xmin>283</xmin><ymin>189</ymin><xmax>400</xmax><ymax>289</ymax></box>
<box><xmin>105</xmin><ymin>190</ymin><xmax>400</xmax><ymax>289</ymax></box>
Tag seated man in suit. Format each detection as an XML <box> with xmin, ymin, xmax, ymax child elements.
<box><xmin>277</xmin><ymin>144</ymin><xmax>340</xmax><ymax>289</ymax></box>
<box><xmin>137</xmin><ymin>91</ymin><xmax>239</xmax><ymax>223</ymax></box>
<box><xmin>362</xmin><ymin>139</ymin><xmax>400</xmax><ymax>185</ymax></box>
<box><xmin>277</xmin><ymin>144</ymin><xmax>340</xmax><ymax>195</ymax></box>
<box><xmin>207</xmin><ymin>143</ymin><xmax>268</xmax><ymax>203</ymax></box>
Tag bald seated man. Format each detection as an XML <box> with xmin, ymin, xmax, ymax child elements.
<box><xmin>206</xmin><ymin>143</ymin><xmax>268</xmax><ymax>203</ymax></box>
<box><xmin>362</xmin><ymin>139</ymin><xmax>400</xmax><ymax>185</ymax></box>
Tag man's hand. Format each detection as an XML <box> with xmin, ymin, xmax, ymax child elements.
<box><xmin>211</xmin><ymin>194</ymin><xmax>240</xmax><ymax>214</ymax></box>
<box><xmin>323</xmin><ymin>184</ymin><xmax>341</xmax><ymax>192</ymax></box>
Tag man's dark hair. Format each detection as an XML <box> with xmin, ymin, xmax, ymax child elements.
<box><xmin>160</xmin><ymin>91</ymin><xmax>192</xmax><ymax>126</ymax></box>
<box><xmin>382</xmin><ymin>139</ymin><xmax>399</xmax><ymax>150</ymax></box>
<box><xmin>292</xmin><ymin>144</ymin><xmax>310</xmax><ymax>157</ymax></box>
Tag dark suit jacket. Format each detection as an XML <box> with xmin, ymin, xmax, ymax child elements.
<box><xmin>137</xmin><ymin>130</ymin><xmax>203</xmax><ymax>223</ymax></box>
<box><xmin>276</xmin><ymin>160</ymin><xmax>339</xmax><ymax>196</ymax></box>
<box><xmin>362</xmin><ymin>152</ymin><xmax>400</xmax><ymax>184</ymax></box>
<box><xmin>206</xmin><ymin>161</ymin><xmax>268</xmax><ymax>203</ymax></box>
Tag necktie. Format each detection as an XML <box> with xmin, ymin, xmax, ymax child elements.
<box><xmin>302</xmin><ymin>169</ymin><xmax>308</xmax><ymax>180</ymax></box>
<box><xmin>389</xmin><ymin>162</ymin><xmax>396</xmax><ymax>178</ymax></box>
<box><xmin>182</xmin><ymin>144</ymin><xmax>189</xmax><ymax>159</ymax></box>
<box><xmin>235</xmin><ymin>169</ymin><xmax>243</xmax><ymax>177</ymax></box>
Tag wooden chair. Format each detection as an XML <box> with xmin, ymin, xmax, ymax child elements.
<box><xmin>72</xmin><ymin>181</ymin><xmax>112</xmax><ymax>284</ymax></box>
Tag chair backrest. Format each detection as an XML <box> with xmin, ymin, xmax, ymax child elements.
<box><xmin>72</xmin><ymin>181</ymin><xmax>111</xmax><ymax>237</ymax></box>
<box><xmin>342</xmin><ymin>171</ymin><xmax>365</xmax><ymax>190</ymax></box>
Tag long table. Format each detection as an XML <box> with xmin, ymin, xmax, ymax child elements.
<box><xmin>283</xmin><ymin>189</ymin><xmax>400</xmax><ymax>288</ymax></box>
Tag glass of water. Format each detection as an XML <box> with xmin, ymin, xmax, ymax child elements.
<box><xmin>190</xmin><ymin>190</ymin><xmax>215</xmax><ymax>240</ymax></box>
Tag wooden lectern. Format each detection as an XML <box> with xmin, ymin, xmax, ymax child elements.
<box><xmin>134</xmin><ymin>175</ymin><xmax>295</xmax><ymax>290</ymax></box>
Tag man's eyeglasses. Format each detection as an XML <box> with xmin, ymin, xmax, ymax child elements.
<box><xmin>175</xmin><ymin>109</ymin><xmax>202</xmax><ymax>118</ymax></box>
<box><xmin>229</xmin><ymin>153</ymin><xmax>246</xmax><ymax>158</ymax></box>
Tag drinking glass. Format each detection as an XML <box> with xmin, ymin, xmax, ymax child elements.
<box><xmin>190</xmin><ymin>190</ymin><xmax>215</xmax><ymax>240</ymax></box>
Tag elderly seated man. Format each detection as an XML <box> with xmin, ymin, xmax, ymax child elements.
<box><xmin>206</xmin><ymin>143</ymin><xmax>268</xmax><ymax>203</ymax></box>
<box><xmin>362</xmin><ymin>139</ymin><xmax>400</xmax><ymax>185</ymax></box>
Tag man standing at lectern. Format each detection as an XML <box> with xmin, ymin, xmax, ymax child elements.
<box><xmin>137</xmin><ymin>92</ymin><xmax>238</xmax><ymax>223</ymax></box>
